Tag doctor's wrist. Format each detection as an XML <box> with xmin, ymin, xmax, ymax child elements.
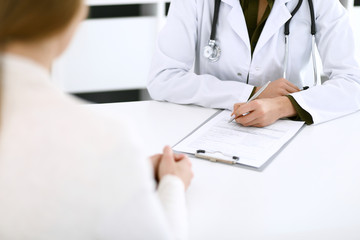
<box><xmin>277</xmin><ymin>96</ymin><xmax>297</xmax><ymax>119</ymax></box>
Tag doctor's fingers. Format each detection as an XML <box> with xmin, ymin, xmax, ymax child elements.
<box><xmin>276</xmin><ymin>84</ymin><xmax>300</xmax><ymax>96</ymax></box>
<box><xmin>232</xmin><ymin>103</ymin><xmax>246</xmax><ymax>115</ymax></box>
<box><xmin>273</xmin><ymin>81</ymin><xmax>299</xmax><ymax>96</ymax></box>
<box><xmin>241</xmin><ymin>113</ymin><xmax>277</xmax><ymax>127</ymax></box>
<box><xmin>283</xmin><ymin>79</ymin><xmax>301</xmax><ymax>91</ymax></box>
<box><xmin>274</xmin><ymin>78</ymin><xmax>300</xmax><ymax>90</ymax></box>
<box><xmin>235</xmin><ymin>112</ymin><xmax>258</xmax><ymax>126</ymax></box>
<box><xmin>268</xmin><ymin>79</ymin><xmax>300</xmax><ymax>94</ymax></box>
<box><xmin>243</xmin><ymin>119</ymin><xmax>271</xmax><ymax>128</ymax></box>
<box><xmin>279</xmin><ymin>88</ymin><xmax>296</xmax><ymax>96</ymax></box>
<box><xmin>284</xmin><ymin>83</ymin><xmax>301</xmax><ymax>94</ymax></box>
<box><xmin>233</xmin><ymin>100</ymin><xmax>260</xmax><ymax>117</ymax></box>
<box><xmin>234</xmin><ymin>100</ymin><xmax>280</xmax><ymax>127</ymax></box>
<box><xmin>234</xmin><ymin>106</ymin><xmax>270</xmax><ymax>127</ymax></box>
<box><xmin>235</xmin><ymin>109</ymin><xmax>277</xmax><ymax>127</ymax></box>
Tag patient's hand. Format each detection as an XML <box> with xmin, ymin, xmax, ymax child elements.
<box><xmin>150</xmin><ymin>146</ymin><xmax>193</xmax><ymax>190</ymax></box>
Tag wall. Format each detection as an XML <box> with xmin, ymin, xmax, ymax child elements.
<box><xmin>52</xmin><ymin>0</ymin><xmax>167</xmax><ymax>103</ymax></box>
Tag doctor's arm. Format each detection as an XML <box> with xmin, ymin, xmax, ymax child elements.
<box><xmin>234</xmin><ymin>0</ymin><xmax>360</xmax><ymax>127</ymax></box>
<box><xmin>288</xmin><ymin>0</ymin><xmax>360</xmax><ymax>124</ymax></box>
<box><xmin>147</xmin><ymin>0</ymin><xmax>255</xmax><ymax>110</ymax></box>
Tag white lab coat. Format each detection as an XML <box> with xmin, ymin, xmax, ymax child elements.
<box><xmin>148</xmin><ymin>0</ymin><xmax>360</xmax><ymax>124</ymax></box>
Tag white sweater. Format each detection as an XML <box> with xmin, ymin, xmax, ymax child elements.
<box><xmin>0</xmin><ymin>54</ymin><xmax>188</xmax><ymax>240</ymax></box>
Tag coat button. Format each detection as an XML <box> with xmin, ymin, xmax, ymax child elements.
<box><xmin>237</xmin><ymin>73</ymin><xmax>242</xmax><ymax>76</ymax></box>
<box><xmin>255</xmin><ymin>67</ymin><xmax>261</xmax><ymax>71</ymax></box>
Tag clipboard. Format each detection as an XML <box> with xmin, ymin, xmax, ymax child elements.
<box><xmin>173</xmin><ymin>110</ymin><xmax>244</xmax><ymax>166</ymax></box>
<box><xmin>172</xmin><ymin>109</ymin><xmax>304</xmax><ymax>169</ymax></box>
<box><xmin>195</xmin><ymin>149</ymin><xmax>239</xmax><ymax>165</ymax></box>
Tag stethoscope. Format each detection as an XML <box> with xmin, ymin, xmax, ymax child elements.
<box><xmin>203</xmin><ymin>0</ymin><xmax>320</xmax><ymax>87</ymax></box>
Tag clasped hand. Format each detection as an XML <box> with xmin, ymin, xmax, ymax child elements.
<box><xmin>150</xmin><ymin>146</ymin><xmax>193</xmax><ymax>190</ymax></box>
<box><xmin>232</xmin><ymin>78</ymin><xmax>300</xmax><ymax>127</ymax></box>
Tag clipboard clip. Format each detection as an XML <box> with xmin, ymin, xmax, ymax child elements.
<box><xmin>195</xmin><ymin>150</ymin><xmax>240</xmax><ymax>165</ymax></box>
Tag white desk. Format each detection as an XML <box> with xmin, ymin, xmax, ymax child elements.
<box><xmin>91</xmin><ymin>101</ymin><xmax>360</xmax><ymax>240</ymax></box>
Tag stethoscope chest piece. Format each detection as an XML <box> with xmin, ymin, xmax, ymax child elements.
<box><xmin>203</xmin><ymin>40</ymin><xmax>221</xmax><ymax>62</ymax></box>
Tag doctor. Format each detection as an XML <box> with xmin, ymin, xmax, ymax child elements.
<box><xmin>147</xmin><ymin>0</ymin><xmax>360</xmax><ymax>127</ymax></box>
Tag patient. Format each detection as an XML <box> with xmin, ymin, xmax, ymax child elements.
<box><xmin>0</xmin><ymin>0</ymin><xmax>193</xmax><ymax>239</ymax></box>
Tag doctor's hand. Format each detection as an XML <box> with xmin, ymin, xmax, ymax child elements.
<box><xmin>255</xmin><ymin>78</ymin><xmax>300</xmax><ymax>99</ymax></box>
<box><xmin>232</xmin><ymin>96</ymin><xmax>297</xmax><ymax>127</ymax></box>
<box><xmin>157</xmin><ymin>146</ymin><xmax>194</xmax><ymax>190</ymax></box>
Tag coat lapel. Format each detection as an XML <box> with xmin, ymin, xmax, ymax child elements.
<box><xmin>254</xmin><ymin>0</ymin><xmax>293</xmax><ymax>56</ymax></box>
<box><xmin>221</xmin><ymin>0</ymin><xmax>251</xmax><ymax>51</ymax></box>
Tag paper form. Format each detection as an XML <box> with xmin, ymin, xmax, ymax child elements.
<box><xmin>173</xmin><ymin>110</ymin><xmax>304</xmax><ymax>168</ymax></box>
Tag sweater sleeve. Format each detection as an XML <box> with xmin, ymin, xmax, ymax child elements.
<box><xmin>157</xmin><ymin>175</ymin><xmax>188</xmax><ymax>240</ymax></box>
<box><xmin>93</xmin><ymin>121</ymin><xmax>189</xmax><ymax>240</ymax></box>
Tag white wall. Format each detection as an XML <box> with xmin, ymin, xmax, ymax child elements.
<box><xmin>53</xmin><ymin>17</ymin><xmax>157</xmax><ymax>93</ymax></box>
<box><xmin>52</xmin><ymin>0</ymin><xmax>166</xmax><ymax>93</ymax></box>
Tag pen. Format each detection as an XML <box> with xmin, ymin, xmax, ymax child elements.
<box><xmin>228</xmin><ymin>81</ymin><xmax>271</xmax><ymax>123</ymax></box>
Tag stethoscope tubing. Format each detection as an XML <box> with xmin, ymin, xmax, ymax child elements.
<box><xmin>210</xmin><ymin>0</ymin><xmax>221</xmax><ymax>41</ymax></box>
<box><xmin>205</xmin><ymin>0</ymin><xmax>320</xmax><ymax>87</ymax></box>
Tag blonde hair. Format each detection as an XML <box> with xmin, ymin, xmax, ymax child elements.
<box><xmin>0</xmin><ymin>0</ymin><xmax>83</xmax><ymax>126</ymax></box>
